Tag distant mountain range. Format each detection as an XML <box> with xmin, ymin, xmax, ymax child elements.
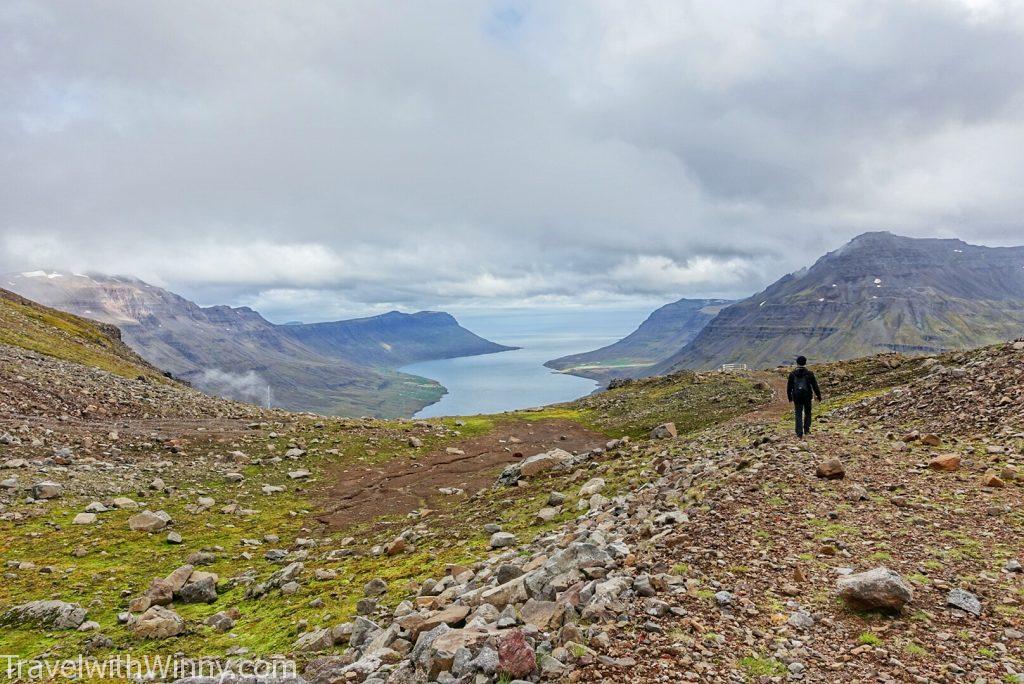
<box><xmin>552</xmin><ymin>232</ymin><xmax>1024</xmax><ymax>378</ymax></box>
<box><xmin>4</xmin><ymin>272</ymin><xmax>513</xmax><ymax>417</ymax></box>
<box><xmin>544</xmin><ymin>298</ymin><xmax>731</xmax><ymax>381</ymax></box>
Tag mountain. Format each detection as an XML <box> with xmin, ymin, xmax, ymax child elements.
<box><xmin>651</xmin><ymin>232</ymin><xmax>1024</xmax><ymax>373</ymax></box>
<box><xmin>544</xmin><ymin>298</ymin><xmax>731</xmax><ymax>381</ymax></box>
<box><xmin>3</xmin><ymin>271</ymin><xmax>510</xmax><ymax>417</ymax></box>
<box><xmin>281</xmin><ymin>310</ymin><xmax>514</xmax><ymax>367</ymax></box>
<box><xmin>0</xmin><ymin>286</ymin><xmax>165</xmax><ymax>383</ymax></box>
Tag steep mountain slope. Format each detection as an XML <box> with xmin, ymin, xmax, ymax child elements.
<box><xmin>545</xmin><ymin>298</ymin><xmax>730</xmax><ymax>381</ymax></box>
<box><xmin>281</xmin><ymin>310</ymin><xmax>515</xmax><ymax>367</ymax></box>
<box><xmin>651</xmin><ymin>232</ymin><xmax>1024</xmax><ymax>372</ymax></box>
<box><xmin>0</xmin><ymin>287</ymin><xmax>164</xmax><ymax>382</ymax></box>
<box><xmin>4</xmin><ymin>273</ymin><xmax>505</xmax><ymax>417</ymax></box>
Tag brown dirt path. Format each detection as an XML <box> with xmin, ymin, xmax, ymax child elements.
<box><xmin>317</xmin><ymin>418</ymin><xmax>606</xmax><ymax>530</ymax></box>
<box><xmin>728</xmin><ymin>371</ymin><xmax>789</xmax><ymax>425</ymax></box>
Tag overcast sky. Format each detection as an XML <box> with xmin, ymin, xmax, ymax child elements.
<box><xmin>3</xmin><ymin>0</ymin><xmax>1024</xmax><ymax>322</ymax></box>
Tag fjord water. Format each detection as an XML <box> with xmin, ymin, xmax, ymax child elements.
<box><xmin>401</xmin><ymin>309</ymin><xmax>649</xmax><ymax>418</ymax></box>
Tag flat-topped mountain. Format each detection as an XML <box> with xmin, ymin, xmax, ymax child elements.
<box><xmin>281</xmin><ymin>310</ymin><xmax>513</xmax><ymax>367</ymax></box>
<box><xmin>545</xmin><ymin>298</ymin><xmax>731</xmax><ymax>381</ymax></box>
<box><xmin>651</xmin><ymin>232</ymin><xmax>1024</xmax><ymax>372</ymax></box>
<box><xmin>4</xmin><ymin>272</ymin><xmax>511</xmax><ymax>417</ymax></box>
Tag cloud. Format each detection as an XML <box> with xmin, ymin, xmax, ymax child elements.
<box><xmin>192</xmin><ymin>368</ymin><xmax>272</xmax><ymax>406</ymax></box>
<box><xmin>2</xmin><ymin>0</ymin><xmax>1024</xmax><ymax>319</ymax></box>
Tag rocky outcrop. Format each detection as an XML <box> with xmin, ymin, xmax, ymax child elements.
<box><xmin>0</xmin><ymin>600</ymin><xmax>88</xmax><ymax>629</ymax></box>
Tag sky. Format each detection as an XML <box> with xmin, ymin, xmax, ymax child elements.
<box><xmin>3</xmin><ymin>0</ymin><xmax>1024</xmax><ymax>322</ymax></box>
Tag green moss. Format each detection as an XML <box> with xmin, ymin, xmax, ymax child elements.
<box><xmin>738</xmin><ymin>654</ymin><xmax>787</xmax><ymax>679</ymax></box>
<box><xmin>857</xmin><ymin>632</ymin><xmax>882</xmax><ymax>646</ymax></box>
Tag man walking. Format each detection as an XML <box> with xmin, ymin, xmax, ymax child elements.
<box><xmin>787</xmin><ymin>355</ymin><xmax>822</xmax><ymax>438</ymax></box>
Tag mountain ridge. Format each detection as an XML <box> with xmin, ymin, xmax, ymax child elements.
<box><xmin>650</xmin><ymin>231</ymin><xmax>1024</xmax><ymax>373</ymax></box>
<box><xmin>544</xmin><ymin>298</ymin><xmax>731</xmax><ymax>381</ymax></box>
<box><xmin>3</xmin><ymin>271</ymin><xmax>511</xmax><ymax>417</ymax></box>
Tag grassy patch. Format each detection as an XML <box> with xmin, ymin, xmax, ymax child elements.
<box><xmin>738</xmin><ymin>654</ymin><xmax>787</xmax><ymax>679</ymax></box>
<box><xmin>857</xmin><ymin>631</ymin><xmax>882</xmax><ymax>646</ymax></box>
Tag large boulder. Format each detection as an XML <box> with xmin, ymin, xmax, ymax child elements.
<box><xmin>131</xmin><ymin>605</ymin><xmax>185</xmax><ymax>639</ymax></box>
<box><xmin>0</xmin><ymin>600</ymin><xmax>87</xmax><ymax>629</ymax></box>
<box><xmin>128</xmin><ymin>510</ymin><xmax>171</xmax><ymax>532</ymax></box>
<box><xmin>650</xmin><ymin>423</ymin><xmax>677</xmax><ymax>439</ymax></box>
<box><xmin>497</xmin><ymin>629</ymin><xmax>536</xmax><ymax>678</ymax></box>
<box><xmin>178</xmin><ymin>574</ymin><xmax>218</xmax><ymax>604</ymax></box>
<box><xmin>31</xmin><ymin>481</ymin><xmax>63</xmax><ymax>500</ymax></box>
<box><xmin>294</xmin><ymin>627</ymin><xmax>334</xmax><ymax>652</ymax></box>
<box><xmin>928</xmin><ymin>453</ymin><xmax>961</xmax><ymax>471</ymax></box>
<box><xmin>481</xmin><ymin>577</ymin><xmax>529</xmax><ymax>609</ymax></box>
<box><xmin>519</xmin><ymin>449</ymin><xmax>572</xmax><ymax>477</ymax></box>
<box><xmin>489</xmin><ymin>532</ymin><xmax>516</xmax><ymax>549</ymax></box>
<box><xmin>519</xmin><ymin>599</ymin><xmax>565</xmax><ymax>631</ymax></box>
<box><xmin>837</xmin><ymin>567</ymin><xmax>913</xmax><ymax>611</ymax></box>
<box><xmin>424</xmin><ymin>629</ymin><xmax>491</xmax><ymax>679</ymax></box>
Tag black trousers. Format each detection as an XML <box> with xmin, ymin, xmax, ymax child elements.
<box><xmin>794</xmin><ymin>397</ymin><xmax>813</xmax><ymax>437</ymax></box>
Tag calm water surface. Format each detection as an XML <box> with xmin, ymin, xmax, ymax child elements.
<box><xmin>401</xmin><ymin>309</ymin><xmax>648</xmax><ymax>418</ymax></box>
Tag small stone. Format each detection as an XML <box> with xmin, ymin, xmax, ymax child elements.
<box><xmin>815</xmin><ymin>459</ymin><xmax>845</xmax><ymax>480</ymax></box>
<box><xmin>946</xmin><ymin>588</ymin><xmax>982</xmax><ymax>616</ymax></box>
<box><xmin>72</xmin><ymin>513</ymin><xmax>96</xmax><ymax>525</ymax></box>
<box><xmin>787</xmin><ymin>610</ymin><xmax>814</xmax><ymax>630</ymax></box>
<box><xmin>166</xmin><ymin>531</ymin><xmax>183</xmax><ymax>544</ymax></box>
<box><xmin>489</xmin><ymin>532</ymin><xmax>516</xmax><ymax>549</ymax></box>
<box><xmin>578</xmin><ymin>478</ymin><xmax>605</xmax><ymax>497</ymax></box>
<box><xmin>387</xmin><ymin>537</ymin><xmax>408</xmax><ymax>556</ymax></box>
<box><xmin>535</xmin><ymin>507</ymin><xmax>560</xmax><ymax>524</ymax></box>
<box><xmin>364</xmin><ymin>578</ymin><xmax>388</xmax><ymax>597</ymax></box>
<box><xmin>981</xmin><ymin>471</ymin><xmax>1005</xmax><ymax>488</ymax></box>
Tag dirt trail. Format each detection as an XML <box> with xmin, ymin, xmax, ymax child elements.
<box><xmin>317</xmin><ymin>418</ymin><xmax>606</xmax><ymax>530</ymax></box>
<box><xmin>727</xmin><ymin>371</ymin><xmax>790</xmax><ymax>426</ymax></box>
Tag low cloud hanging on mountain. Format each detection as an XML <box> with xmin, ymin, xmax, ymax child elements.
<box><xmin>194</xmin><ymin>369</ymin><xmax>272</xmax><ymax>407</ymax></box>
<box><xmin>3</xmin><ymin>1</ymin><xmax>1024</xmax><ymax>319</ymax></box>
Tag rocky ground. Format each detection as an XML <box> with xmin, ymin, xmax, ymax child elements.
<box><xmin>0</xmin><ymin>336</ymin><xmax>1021</xmax><ymax>683</ymax></box>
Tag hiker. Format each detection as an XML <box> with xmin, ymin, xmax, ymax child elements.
<box><xmin>787</xmin><ymin>355</ymin><xmax>822</xmax><ymax>438</ymax></box>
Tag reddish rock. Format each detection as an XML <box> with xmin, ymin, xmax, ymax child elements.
<box><xmin>815</xmin><ymin>459</ymin><xmax>845</xmax><ymax>480</ymax></box>
<box><xmin>928</xmin><ymin>453</ymin><xmax>960</xmax><ymax>471</ymax></box>
<box><xmin>497</xmin><ymin>629</ymin><xmax>536</xmax><ymax>679</ymax></box>
<box><xmin>981</xmin><ymin>471</ymin><xmax>1006</xmax><ymax>488</ymax></box>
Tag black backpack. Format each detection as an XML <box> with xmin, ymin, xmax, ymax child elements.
<box><xmin>792</xmin><ymin>370</ymin><xmax>812</xmax><ymax>400</ymax></box>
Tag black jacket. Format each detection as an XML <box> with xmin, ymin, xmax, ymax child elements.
<box><xmin>787</xmin><ymin>366</ymin><xmax>821</xmax><ymax>402</ymax></box>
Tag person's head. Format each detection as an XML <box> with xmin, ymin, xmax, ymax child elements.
<box><xmin>796</xmin><ymin>355</ymin><xmax>807</xmax><ymax>366</ymax></box>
